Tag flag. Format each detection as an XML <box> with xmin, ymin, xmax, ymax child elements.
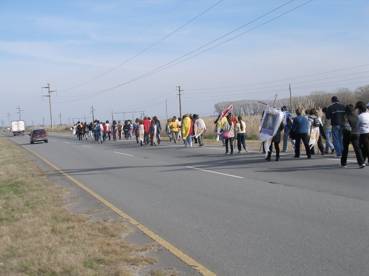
<box><xmin>220</xmin><ymin>104</ymin><xmax>233</xmax><ymax>118</ymax></box>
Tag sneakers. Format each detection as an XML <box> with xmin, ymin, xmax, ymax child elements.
<box><xmin>359</xmin><ymin>164</ymin><xmax>366</xmax><ymax>169</ymax></box>
<box><xmin>340</xmin><ymin>165</ymin><xmax>347</xmax><ymax>168</ymax></box>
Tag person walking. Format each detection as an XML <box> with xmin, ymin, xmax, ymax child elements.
<box><xmin>143</xmin><ymin>117</ymin><xmax>151</xmax><ymax>145</ymax></box>
<box><xmin>281</xmin><ymin>106</ymin><xmax>293</xmax><ymax>152</ymax></box>
<box><xmin>307</xmin><ymin>108</ymin><xmax>325</xmax><ymax>155</ymax></box>
<box><xmin>356</xmin><ymin>101</ymin><xmax>369</xmax><ymax>165</ymax></box>
<box><xmin>181</xmin><ymin>114</ymin><xmax>193</xmax><ymax>147</ymax></box>
<box><xmin>322</xmin><ymin>107</ymin><xmax>334</xmax><ymax>154</ymax></box>
<box><xmin>138</xmin><ymin>119</ymin><xmax>145</xmax><ymax>146</ymax></box>
<box><xmin>341</xmin><ymin>104</ymin><xmax>365</xmax><ymax>168</ymax></box>
<box><xmin>117</xmin><ymin>121</ymin><xmax>123</xmax><ymax>140</ymax></box>
<box><xmin>169</xmin><ymin>117</ymin><xmax>179</xmax><ymax>143</ymax></box>
<box><xmin>223</xmin><ymin>113</ymin><xmax>235</xmax><ymax>155</ymax></box>
<box><xmin>149</xmin><ymin>119</ymin><xmax>158</xmax><ymax>146</ymax></box>
<box><xmin>291</xmin><ymin>108</ymin><xmax>311</xmax><ymax>159</ymax></box>
<box><xmin>326</xmin><ymin>96</ymin><xmax>346</xmax><ymax>157</ymax></box>
<box><xmin>236</xmin><ymin>115</ymin><xmax>247</xmax><ymax>153</ymax></box>
<box><xmin>112</xmin><ymin>120</ymin><xmax>117</xmax><ymax>141</ymax></box>
<box><xmin>266</xmin><ymin>120</ymin><xmax>284</xmax><ymax>161</ymax></box>
<box><xmin>153</xmin><ymin>116</ymin><xmax>162</xmax><ymax>145</ymax></box>
<box><xmin>166</xmin><ymin>119</ymin><xmax>172</xmax><ymax>142</ymax></box>
<box><xmin>193</xmin><ymin>114</ymin><xmax>206</xmax><ymax>147</ymax></box>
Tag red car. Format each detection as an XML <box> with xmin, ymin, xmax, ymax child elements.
<box><xmin>30</xmin><ymin>129</ymin><xmax>48</xmax><ymax>144</ymax></box>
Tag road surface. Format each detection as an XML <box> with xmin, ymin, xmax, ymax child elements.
<box><xmin>9</xmin><ymin>134</ymin><xmax>369</xmax><ymax>276</ymax></box>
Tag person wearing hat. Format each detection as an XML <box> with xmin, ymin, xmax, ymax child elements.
<box><xmin>326</xmin><ymin>96</ymin><xmax>346</xmax><ymax>157</ymax></box>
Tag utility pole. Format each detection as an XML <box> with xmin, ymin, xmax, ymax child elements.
<box><xmin>289</xmin><ymin>83</ymin><xmax>292</xmax><ymax>112</ymax></box>
<box><xmin>7</xmin><ymin>112</ymin><xmax>11</xmax><ymax>125</ymax></box>
<box><xmin>177</xmin><ymin>85</ymin><xmax>183</xmax><ymax>118</ymax></box>
<box><xmin>59</xmin><ymin>113</ymin><xmax>62</xmax><ymax>126</ymax></box>
<box><xmin>165</xmin><ymin>98</ymin><xmax>168</xmax><ymax>119</ymax></box>
<box><xmin>16</xmin><ymin>106</ymin><xmax>24</xmax><ymax>121</ymax></box>
<box><xmin>42</xmin><ymin>117</ymin><xmax>45</xmax><ymax>127</ymax></box>
<box><xmin>42</xmin><ymin>83</ymin><xmax>56</xmax><ymax>128</ymax></box>
<box><xmin>91</xmin><ymin>105</ymin><xmax>96</xmax><ymax>122</ymax></box>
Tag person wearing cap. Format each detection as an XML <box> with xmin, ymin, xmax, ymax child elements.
<box><xmin>326</xmin><ymin>96</ymin><xmax>346</xmax><ymax>157</ymax></box>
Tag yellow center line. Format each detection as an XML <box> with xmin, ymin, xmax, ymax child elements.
<box><xmin>22</xmin><ymin>145</ymin><xmax>216</xmax><ymax>276</ymax></box>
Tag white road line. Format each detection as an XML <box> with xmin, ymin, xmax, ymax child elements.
<box><xmin>186</xmin><ymin>166</ymin><xmax>244</xmax><ymax>179</ymax></box>
<box><xmin>114</xmin><ymin>151</ymin><xmax>134</xmax><ymax>158</ymax></box>
<box><xmin>327</xmin><ymin>158</ymin><xmax>357</xmax><ymax>163</ymax></box>
<box><xmin>63</xmin><ymin>141</ymin><xmax>71</xmax><ymax>144</ymax></box>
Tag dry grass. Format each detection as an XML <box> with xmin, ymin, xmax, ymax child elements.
<box><xmin>0</xmin><ymin>138</ymin><xmax>155</xmax><ymax>275</ymax></box>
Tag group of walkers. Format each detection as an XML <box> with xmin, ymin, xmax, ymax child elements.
<box><xmin>72</xmin><ymin>95</ymin><xmax>369</xmax><ymax>168</ymax></box>
<box><xmin>73</xmin><ymin>120</ymin><xmax>135</xmax><ymax>142</ymax></box>
<box><xmin>264</xmin><ymin>96</ymin><xmax>369</xmax><ymax>168</ymax></box>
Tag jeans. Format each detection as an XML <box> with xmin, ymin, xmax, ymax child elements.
<box><xmin>360</xmin><ymin>133</ymin><xmax>369</xmax><ymax>163</ymax></box>
<box><xmin>324</xmin><ymin>128</ymin><xmax>334</xmax><ymax>152</ymax></box>
<box><xmin>225</xmin><ymin>137</ymin><xmax>234</xmax><ymax>154</ymax></box>
<box><xmin>294</xmin><ymin>133</ymin><xmax>311</xmax><ymax>158</ymax></box>
<box><xmin>237</xmin><ymin>133</ymin><xmax>246</xmax><ymax>152</ymax></box>
<box><xmin>341</xmin><ymin>130</ymin><xmax>364</xmax><ymax>166</ymax></box>
<box><xmin>184</xmin><ymin>136</ymin><xmax>192</xmax><ymax>147</ymax></box>
<box><xmin>332</xmin><ymin>125</ymin><xmax>343</xmax><ymax>157</ymax></box>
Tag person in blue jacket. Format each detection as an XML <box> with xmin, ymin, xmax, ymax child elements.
<box><xmin>291</xmin><ymin>108</ymin><xmax>311</xmax><ymax>159</ymax></box>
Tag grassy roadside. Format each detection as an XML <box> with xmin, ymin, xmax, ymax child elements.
<box><xmin>0</xmin><ymin>138</ymin><xmax>156</xmax><ymax>275</ymax></box>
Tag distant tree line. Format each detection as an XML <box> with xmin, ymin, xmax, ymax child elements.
<box><xmin>214</xmin><ymin>85</ymin><xmax>369</xmax><ymax>115</ymax></box>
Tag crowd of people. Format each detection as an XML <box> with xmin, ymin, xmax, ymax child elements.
<box><xmin>71</xmin><ymin>96</ymin><xmax>369</xmax><ymax>168</ymax></box>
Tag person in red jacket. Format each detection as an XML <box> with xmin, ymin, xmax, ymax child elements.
<box><xmin>143</xmin><ymin>117</ymin><xmax>151</xmax><ymax>145</ymax></box>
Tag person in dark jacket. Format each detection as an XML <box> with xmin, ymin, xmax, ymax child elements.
<box><xmin>326</xmin><ymin>96</ymin><xmax>346</xmax><ymax>157</ymax></box>
<box><xmin>292</xmin><ymin>108</ymin><xmax>311</xmax><ymax>159</ymax></box>
<box><xmin>266</xmin><ymin>121</ymin><xmax>284</xmax><ymax>161</ymax></box>
<box><xmin>341</xmin><ymin>104</ymin><xmax>365</xmax><ymax>168</ymax></box>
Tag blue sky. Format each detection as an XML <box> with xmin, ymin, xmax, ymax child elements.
<box><xmin>1</xmin><ymin>0</ymin><xmax>369</xmax><ymax>124</ymax></box>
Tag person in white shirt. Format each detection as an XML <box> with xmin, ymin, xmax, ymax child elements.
<box><xmin>193</xmin><ymin>114</ymin><xmax>206</xmax><ymax>147</ymax></box>
<box><xmin>235</xmin><ymin>116</ymin><xmax>247</xmax><ymax>153</ymax></box>
<box><xmin>356</xmin><ymin>101</ymin><xmax>369</xmax><ymax>164</ymax></box>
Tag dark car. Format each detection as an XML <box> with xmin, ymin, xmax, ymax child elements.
<box><xmin>30</xmin><ymin>129</ymin><xmax>48</xmax><ymax>144</ymax></box>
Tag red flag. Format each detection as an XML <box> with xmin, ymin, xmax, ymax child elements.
<box><xmin>220</xmin><ymin>104</ymin><xmax>233</xmax><ymax>118</ymax></box>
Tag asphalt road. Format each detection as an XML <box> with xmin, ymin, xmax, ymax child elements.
<box><xmin>10</xmin><ymin>134</ymin><xmax>369</xmax><ymax>276</ymax></box>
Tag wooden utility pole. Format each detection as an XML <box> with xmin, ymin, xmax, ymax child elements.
<box><xmin>16</xmin><ymin>106</ymin><xmax>24</xmax><ymax>121</ymax></box>
<box><xmin>91</xmin><ymin>105</ymin><xmax>95</xmax><ymax>122</ymax></box>
<box><xmin>165</xmin><ymin>98</ymin><xmax>168</xmax><ymax>119</ymax></box>
<box><xmin>42</xmin><ymin>83</ymin><xmax>56</xmax><ymax>128</ymax></box>
<box><xmin>59</xmin><ymin>112</ymin><xmax>62</xmax><ymax>126</ymax></box>
<box><xmin>177</xmin><ymin>85</ymin><xmax>183</xmax><ymax>118</ymax></box>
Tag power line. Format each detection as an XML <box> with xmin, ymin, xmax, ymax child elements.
<box><xmin>57</xmin><ymin>0</ymin><xmax>306</xmax><ymax>103</ymax></box>
<box><xmin>61</xmin><ymin>0</ymin><xmax>225</xmax><ymax>93</ymax></box>
<box><xmin>183</xmin><ymin>68</ymin><xmax>369</xmax><ymax>96</ymax></box>
<box><xmin>185</xmin><ymin>63</ymin><xmax>369</xmax><ymax>92</ymax></box>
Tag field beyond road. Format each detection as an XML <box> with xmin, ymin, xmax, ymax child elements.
<box><xmin>0</xmin><ymin>137</ymin><xmax>158</xmax><ymax>275</ymax></box>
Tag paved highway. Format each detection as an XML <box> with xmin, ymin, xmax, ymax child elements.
<box><xmin>10</xmin><ymin>135</ymin><xmax>369</xmax><ymax>275</ymax></box>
